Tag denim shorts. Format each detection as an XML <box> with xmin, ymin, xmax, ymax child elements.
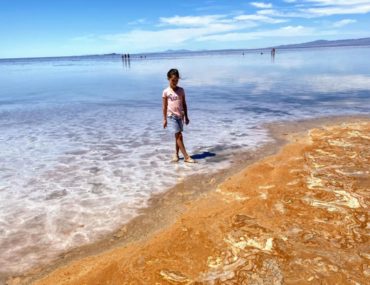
<box><xmin>167</xmin><ymin>115</ymin><xmax>183</xmax><ymax>134</ymax></box>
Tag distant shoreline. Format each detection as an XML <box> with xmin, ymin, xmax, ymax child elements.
<box><xmin>1</xmin><ymin>36</ymin><xmax>370</xmax><ymax>61</ymax></box>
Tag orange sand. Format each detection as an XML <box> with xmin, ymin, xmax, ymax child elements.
<box><xmin>14</xmin><ymin>121</ymin><xmax>370</xmax><ymax>284</ymax></box>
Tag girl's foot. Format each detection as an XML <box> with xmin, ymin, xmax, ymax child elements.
<box><xmin>184</xmin><ymin>156</ymin><xmax>196</xmax><ymax>163</ymax></box>
<box><xmin>172</xmin><ymin>155</ymin><xmax>180</xmax><ymax>162</ymax></box>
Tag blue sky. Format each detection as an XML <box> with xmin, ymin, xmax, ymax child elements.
<box><xmin>1</xmin><ymin>0</ymin><xmax>370</xmax><ymax>58</ymax></box>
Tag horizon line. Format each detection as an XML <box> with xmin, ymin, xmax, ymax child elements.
<box><xmin>1</xmin><ymin>36</ymin><xmax>369</xmax><ymax>60</ymax></box>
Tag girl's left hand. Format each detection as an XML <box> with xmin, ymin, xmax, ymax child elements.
<box><xmin>185</xmin><ymin>117</ymin><xmax>190</xmax><ymax>125</ymax></box>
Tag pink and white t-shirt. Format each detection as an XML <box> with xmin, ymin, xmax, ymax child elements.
<box><xmin>162</xmin><ymin>86</ymin><xmax>185</xmax><ymax>118</ymax></box>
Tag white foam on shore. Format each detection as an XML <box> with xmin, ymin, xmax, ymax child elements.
<box><xmin>0</xmin><ymin>103</ymin><xmax>273</xmax><ymax>273</ymax></box>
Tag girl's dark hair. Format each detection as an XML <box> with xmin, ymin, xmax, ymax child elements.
<box><xmin>167</xmin><ymin>68</ymin><xmax>180</xmax><ymax>79</ymax></box>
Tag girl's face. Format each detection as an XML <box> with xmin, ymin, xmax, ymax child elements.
<box><xmin>169</xmin><ymin>75</ymin><xmax>179</xmax><ymax>89</ymax></box>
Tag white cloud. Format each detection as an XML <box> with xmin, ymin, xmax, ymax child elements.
<box><xmin>70</xmin><ymin>11</ymin><xmax>294</xmax><ymax>52</ymax></box>
<box><xmin>332</xmin><ymin>19</ymin><xmax>357</xmax><ymax>27</ymax></box>
<box><xmin>234</xmin><ymin>14</ymin><xmax>288</xmax><ymax>23</ymax></box>
<box><xmin>250</xmin><ymin>2</ymin><xmax>273</xmax><ymax>9</ymax></box>
<box><xmin>67</xmin><ymin>0</ymin><xmax>369</xmax><ymax>54</ymax></box>
<box><xmin>257</xmin><ymin>9</ymin><xmax>279</xmax><ymax>15</ymax></box>
<box><xmin>159</xmin><ymin>15</ymin><xmax>227</xmax><ymax>26</ymax></box>
<box><xmin>256</xmin><ymin>1</ymin><xmax>370</xmax><ymax>18</ymax></box>
<box><xmin>97</xmin><ymin>20</ymin><xmax>248</xmax><ymax>51</ymax></box>
<box><xmin>309</xmin><ymin>0</ymin><xmax>370</xmax><ymax>6</ymax></box>
<box><xmin>299</xmin><ymin>0</ymin><xmax>370</xmax><ymax>17</ymax></box>
<box><xmin>196</xmin><ymin>25</ymin><xmax>322</xmax><ymax>42</ymax></box>
<box><xmin>304</xmin><ymin>4</ymin><xmax>370</xmax><ymax>16</ymax></box>
<box><xmin>159</xmin><ymin>13</ymin><xmax>287</xmax><ymax>28</ymax></box>
<box><xmin>257</xmin><ymin>9</ymin><xmax>310</xmax><ymax>18</ymax></box>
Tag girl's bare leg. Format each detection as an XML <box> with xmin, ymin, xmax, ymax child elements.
<box><xmin>175</xmin><ymin>140</ymin><xmax>179</xmax><ymax>158</ymax></box>
<box><xmin>175</xmin><ymin>132</ymin><xmax>190</xmax><ymax>159</ymax></box>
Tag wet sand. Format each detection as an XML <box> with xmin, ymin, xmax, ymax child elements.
<box><xmin>6</xmin><ymin>116</ymin><xmax>370</xmax><ymax>285</ymax></box>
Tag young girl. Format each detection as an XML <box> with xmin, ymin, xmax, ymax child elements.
<box><xmin>162</xmin><ymin>69</ymin><xmax>195</xmax><ymax>163</ymax></box>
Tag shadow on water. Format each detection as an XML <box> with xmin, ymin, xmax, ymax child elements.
<box><xmin>190</xmin><ymin>151</ymin><xmax>216</xmax><ymax>160</ymax></box>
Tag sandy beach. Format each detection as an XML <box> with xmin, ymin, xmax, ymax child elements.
<box><xmin>6</xmin><ymin>116</ymin><xmax>368</xmax><ymax>285</ymax></box>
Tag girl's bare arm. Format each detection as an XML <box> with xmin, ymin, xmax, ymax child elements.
<box><xmin>162</xmin><ymin>97</ymin><xmax>168</xmax><ymax>128</ymax></box>
<box><xmin>182</xmin><ymin>95</ymin><xmax>189</xmax><ymax>124</ymax></box>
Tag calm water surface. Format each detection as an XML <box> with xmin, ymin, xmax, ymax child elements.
<box><xmin>0</xmin><ymin>47</ymin><xmax>369</xmax><ymax>275</ymax></box>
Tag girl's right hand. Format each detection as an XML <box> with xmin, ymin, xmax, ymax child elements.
<box><xmin>163</xmin><ymin>119</ymin><xmax>167</xmax><ymax>129</ymax></box>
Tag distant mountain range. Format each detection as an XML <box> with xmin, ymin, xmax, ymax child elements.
<box><xmin>273</xmin><ymin>37</ymin><xmax>370</xmax><ymax>49</ymax></box>
<box><xmin>158</xmin><ymin>37</ymin><xmax>370</xmax><ymax>55</ymax></box>
<box><xmin>163</xmin><ymin>49</ymin><xmax>192</xmax><ymax>53</ymax></box>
